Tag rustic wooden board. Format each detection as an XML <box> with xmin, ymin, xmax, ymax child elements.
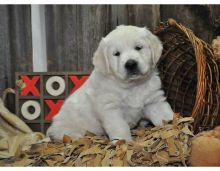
<box><xmin>44</xmin><ymin>5</ymin><xmax>161</xmax><ymax>73</ymax></box>
<box><xmin>207</xmin><ymin>5</ymin><xmax>220</xmax><ymax>37</ymax></box>
<box><xmin>160</xmin><ymin>5</ymin><xmax>220</xmax><ymax>43</ymax></box>
<box><xmin>45</xmin><ymin>5</ymin><xmax>110</xmax><ymax>72</ymax></box>
<box><xmin>0</xmin><ymin>6</ymin><xmax>10</xmax><ymax>95</ymax></box>
<box><xmin>0</xmin><ymin>5</ymin><xmax>32</xmax><ymax>112</ymax></box>
<box><xmin>1</xmin><ymin>4</ymin><xmax>220</xmax><ymax>113</ymax></box>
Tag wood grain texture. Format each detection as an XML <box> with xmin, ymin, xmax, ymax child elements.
<box><xmin>45</xmin><ymin>5</ymin><xmax>160</xmax><ymax>72</ymax></box>
<box><xmin>0</xmin><ymin>6</ymin><xmax>10</xmax><ymax>95</ymax></box>
<box><xmin>45</xmin><ymin>5</ymin><xmax>111</xmax><ymax>72</ymax></box>
<box><xmin>1</xmin><ymin>4</ymin><xmax>220</xmax><ymax>113</ymax></box>
<box><xmin>207</xmin><ymin>5</ymin><xmax>220</xmax><ymax>37</ymax></box>
<box><xmin>0</xmin><ymin>5</ymin><xmax>32</xmax><ymax>111</ymax></box>
<box><xmin>160</xmin><ymin>5</ymin><xmax>217</xmax><ymax>43</ymax></box>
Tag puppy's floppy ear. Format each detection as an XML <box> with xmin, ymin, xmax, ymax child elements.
<box><xmin>92</xmin><ymin>38</ymin><xmax>110</xmax><ymax>75</ymax></box>
<box><xmin>143</xmin><ymin>27</ymin><xmax>163</xmax><ymax>66</ymax></box>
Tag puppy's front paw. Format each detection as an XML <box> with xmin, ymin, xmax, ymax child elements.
<box><xmin>138</xmin><ymin>120</ymin><xmax>150</xmax><ymax>127</ymax></box>
<box><xmin>144</xmin><ymin>101</ymin><xmax>174</xmax><ymax>127</ymax></box>
<box><xmin>110</xmin><ymin>134</ymin><xmax>133</xmax><ymax>145</ymax></box>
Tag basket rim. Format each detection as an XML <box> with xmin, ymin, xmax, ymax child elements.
<box><xmin>154</xmin><ymin>18</ymin><xmax>220</xmax><ymax>132</ymax></box>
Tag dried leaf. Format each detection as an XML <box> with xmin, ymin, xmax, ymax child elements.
<box><xmin>161</xmin><ymin>130</ymin><xmax>179</xmax><ymax>139</ymax></box>
<box><xmin>78</xmin><ymin>145</ymin><xmax>103</xmax><ymax>158</ymax></box>
<box><xmin>93</xmin><ymin>154</ymin><xmax>103</xmax><ymax>166</ymax></box>
<box><xmin>174</xmin><ymin>140</ymin><xmax>185</xmax><ymax>164</ymax></box>
<box><xmin>148</xmin><ymin>140</ymin><xmax>164</xmax><ymax>153</ymax></box>
<box><xmin>72</xmin><ymin>138</ymin><xmax>92</xmax><ymax>146</ymax></box>
<box><xmin>51</xmin><ymin>155</ymin><xmax>65</xmax><ymax>162</ymax></box>
<box><xmin>74</xmin><ymin>158</ymin><xmax>83</xmax><ymax>166</ymax></box>
<box><xmin>151</xmin><ymin>126</ymin><xmax>162</xmax><ymax>131</ymax></box>
<box><xmin>181</xmin><ymin>126</ymin><xmax>194</xmax><ymax>137</ymax></box>
<box><xmin>81</xmin><ymin>154</ymin><xmax>96</xmax><ymax>163</ymax></box>
<box><xmin>45</xmin><ymin>159</ymin><xmax>57</xmax><ymax>166</ymax></box>
<box><xmin>42</xmin><ymin>146</ymin><xmax>63</xmax><ymax>155</ymax></box>
<box><xmin>86</xmin><ymin>157</ymin><xmax>96</xmax><ymax>166</ymax></box>
<box><xmin>47</xmin><ymin>142</ymin><xmax>64</xmax><ymax>149</ymax></box>
<box><xmin>151</xmin><ymin>131</ymin><xmax>161</xmax><ymax>139</ymax></box>
<box><xmin>166</xmin><ymin>137</ymin><xmax>179</xmax><ymax>156</ymax></box>
<box><xmin>135</xmin><ymin>129</ymin><xmax>146</xmax><ymax>137</ymax></box>
<box><xmin>92</xmin><ymin>138</ymin><xmax>108</xmax><ymax>144</ymax></box>
<box><xmin>156</xmin><ymin>151</ymin><xmax>169</xmax><ymax>165</ymax></box>
<box><xmin>0</xmin><ymin>139</ymin><xmax>8</xmax><ymax>150</ymax></box>
<box><xmin>172</xmin><ymin>113</ymin><xmax>181</xmax><ymax>125</ymax></box>
<box><xmin>85</xmin><ymin>131</ymin><xmax>97</xmax><ymax>137</ymax></box>
<box><xmin>104</xmin><ymin>144</ymin><xmax>116</xmax><ymax>151</ymax></box>
<box><xmin>126</xmin><ymin>150</ymin><xmax>134</xmax><ymax>165</ymax></box>
<box><xmin>148</xmin><ymin>139</ymin><xmax>161</xmax><ymax>149</ymax></box>
<box><xmin>64</xmin><ymin>145</ymin><xmax>79</xmax><ymax>157</ymax></box>
<box><xmin>0</xmin><ymin>114</ymin><xmax>193</xmax><ymax>166</ymax></box>
<box><xmin>13</xmin><ymin>158</ymin><xmax>34</xmax><ymax>166</ymax></box>
<box><xmin>152</xmin><ymin>154</ymin><xmax>158</xmax><ymax>163</ymax></box>
<box><xmin>142</xmin><ymin>152</ymin><xmax>152</xmax><ymax>161</ymax></box>
<box><xmin>101</xmin><ymin>150</ymin><xmax>113</xmax><ymax>166</ymax></box>
<box><xmin>61</xmin><ymin>156</ymin><xmax>71</xmax><ymax>164</ymax></box>
<box><xmin>118</xmin><ymin>151</ymin><xmax>126</xmax><ymax>160</ymax></box>
<box><xmin>169</xmin><ymin>156</ymin><xmax>182</xmax><ymax>163</ymax></box>
<box><xmin>177</xmin><ymin>117</ymin><xmax>194</xmax><ymax>124</ymax></box>
<box><xmin>120</xmin><ymin>144</ymin><xmax>127</xmax><ymax>152</ymax></box>
<box><xmin>112</xmin><ymin>156</ymin><xmax>123</xmax><ymax>166</ymax></box>
<box><xmin>65</xmin><ymin>159</ymin><xmax>75</xmax><ymax>166</ymax></box>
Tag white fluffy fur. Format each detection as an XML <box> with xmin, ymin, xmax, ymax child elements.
<box><xmin>47</xmin><ymin>25</ymin><xmax>173</xmax><ymax>141</ymax></box>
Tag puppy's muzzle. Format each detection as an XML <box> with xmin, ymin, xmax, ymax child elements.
<box><xmin>125</xmin><ymin>59</ymin><xmax>139</xmax><ymax>75</ymax></box>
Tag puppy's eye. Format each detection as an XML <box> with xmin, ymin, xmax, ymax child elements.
<box><xmin>135</xmin><ymin>46</ymin><xmax>143</xmax><ymax>51</ymax></box>
<box><xmin>114</xmin><ymin>51</ymin><xmax>120</xmax><ymax>56</ymax></box>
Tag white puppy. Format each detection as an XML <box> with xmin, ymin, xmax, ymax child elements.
<box><xmin>47</xmin><ymin>25</ymin><xmax>173</xmax><ymax>141</ymax></box>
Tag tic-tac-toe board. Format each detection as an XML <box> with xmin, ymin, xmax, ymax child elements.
<box><xmin>15</xmin><ymin>72</ymin><xmax>89</xmax><ymax>134</ymax></box>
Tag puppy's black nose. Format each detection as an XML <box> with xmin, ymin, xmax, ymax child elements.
<box><xmin>125</xmin><ymin>59</ymin><xmax>138</xmax><ymax>71</ymax></box>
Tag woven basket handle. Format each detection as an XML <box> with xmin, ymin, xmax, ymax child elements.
<box><xmin>166</xmin><ymin>19</ymin><xmax>207</xmax><ymax>119</ymax></box>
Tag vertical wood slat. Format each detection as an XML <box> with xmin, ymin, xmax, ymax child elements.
<box><xmin>0</xmin><ymin>5</ymin><xmax>32</xmax><ymax>112</ymax></box>
<box><xmin>1</xmin><ymin>4</ymin><xmax>220</xmax><ymax>112</ymax></box>
<box><xmin>8</xmin><ymin>6</ymin><xmax>33</xmax><ymax>75</ymax></box>
<box><xmin>160</xmin><ymin>5</ymin><xmax>216</xmax><ymax>43</ymax></box>
<box><xmin>45</xmin><ymin>5</ymin><xmax>161</xmax><ymax>73</ymax></box>
<box><xmin>207</xmin><ymin>5</ymin><xmax>220</xmax><ymax>37</ymax></box>
<box><xmin>45</xmin><ymin>5</ymin><xmax>111</xmax><ymax>72</ymax></box>
<box><xmin>0</xmin><ymin>6</ymin><xmax>10</xmax><ymax>94</ymax></box>
<box><xmin>76</xmin><ymin>5</ymin><xmax>111</xmax><ymax>72</ymax></box>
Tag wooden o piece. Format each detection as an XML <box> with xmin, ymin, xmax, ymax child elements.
<box><xmin>21</xmin><ymin>100</ymin><xmax>41</xmax><ymax>120</ymax></box>
<box><xmin>46</xmin><ymin>76</ymin><xmax>65</xmax><ymax>96</ymax></box>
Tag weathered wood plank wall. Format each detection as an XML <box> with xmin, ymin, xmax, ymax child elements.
<box><xmin>0</xmin><ymin>4</ymin><xmax>220</xmax><ymax>111</ymax></box>
<box><xmin>0</xmin><ymin>5</ymin><xmax>32</xmax><ymax>111</ymax></box>
<box><xmin>45</xmin><ymin>5</ymin><xmax>161</xmax><ymax>72</ymax></box>
<box><xmin>160</xmin><ymin>5</ymin><xmax>220</xmax><ymax>43</ymax></box>
<box><xmin>45</xmin><ymin>5</ymin><xmax>220</xmax><ymax>73</ymax></box>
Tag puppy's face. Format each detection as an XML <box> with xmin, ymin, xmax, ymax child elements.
<box><xmin>93</xmin><ymin>25</ymin><xmax>163</xmax><ymax>81</ymax></box>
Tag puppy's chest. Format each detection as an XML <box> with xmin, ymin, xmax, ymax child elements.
<box><xmin>121</xmin><ymin>87</ymin><xmax>147</xmax><ymax>109</ymax></box>
<box><xmin>120</xmin><ymin>90</ymin><xmax>147</xmax><ymax>128</ymax></box>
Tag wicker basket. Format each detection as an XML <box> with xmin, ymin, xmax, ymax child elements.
<box><xmin>155</xmin><ymin>19</ymin><xmax>220</xmax><ymax>133</ymax></box>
